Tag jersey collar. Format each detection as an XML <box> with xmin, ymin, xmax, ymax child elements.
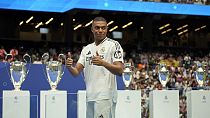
<box><xmin>95</xmin><ymin>37</ymin><xmax>107</xmax><ymax>46</ymax></box>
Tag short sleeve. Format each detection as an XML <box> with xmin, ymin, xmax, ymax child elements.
<box><xmin>111</xmin><ymin>41</ymin><xmax>124</xmax><ymax>63</ymax></box>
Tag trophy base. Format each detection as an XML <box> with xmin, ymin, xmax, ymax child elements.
<box><xmin>14</xmin><ymin>85</ymin><xmax>21</xmax><ymax>91</ymax></box>
<box><xmin>50</xmin><ymin>88</ymin><xmax>58</xmax><ymax>91</ymax></box>
<box><xmin>161</xmin><ymin>86</ymin><xmax>167</xmax><ymax>90</ymax></box>
<box><xmin>13</xmin><ymin>89</ymin><xmax>21</xmax><ymax>91</ymax></box>
<box><xmin>124</xmin><ymin>86</ymin><xmax>130</xmax><ymax>90</ymax></box>
<box><xmin>50</xmin><ymin>85</ymin><xmax>58</xmax><ymax>91</ymax></box>
<box><xmin>197</xmin><ymin>85</ymin><xmax>204</xmax><ymax>90</ymax></box>
<box><xmin>13</xmin><ymin>88</ymin><xmax>22</xmax><ymax>91</ymax></box>
<box><xmin>160</xmin><ymin>83</ymin><xmax>167</xmax><ymax>89</ymax></box>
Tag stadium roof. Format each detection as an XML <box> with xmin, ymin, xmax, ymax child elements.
<box><xmin>0</xmin><ymin>0</ymin><xmax>210</xmax><ymax>16</ymax></box>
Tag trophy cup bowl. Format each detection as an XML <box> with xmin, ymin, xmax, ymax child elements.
<box><xmin>194</xmin><ymin>67</ymin><xmax>205</xmax><ymax>88</ymax></box>
<box><xmin>42</xmin><ymin>53</ymin><xmax>66</xmax><ymax>91</ymax></box>
<box><xmin>122</xmin><ymin>63</ymin><xmax>133</xmax><ymax>89</ymax></box>
<box><xmin>158</xmin><ymin>64</ymin><xmax>169</xmax><ymax>89</ymax></box>
<box><xmin>7</xmin><ymin>54</ymin><xmax>31</xmax><ymax>91</ymax></box>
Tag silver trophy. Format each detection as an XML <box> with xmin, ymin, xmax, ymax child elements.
<box><xmin>122</xmin><ymin>63</ymin><xmax>133</xmax><ymax>89</ymax></box>
<box><xmin>194</xmin><ymin>64</ymin><xmax>205</xmax><ymax>88</ymax></box>
<box><xmin>6</xmin><ymin>54</ymin><xmax>31</xmax><ymax>91</ymax></box>
<box><xmin>158</xmin><ymin>64</ymin><xmax>169</xmax><ymax>89</ymax></box>
<box><xmin>42</xmin><ymin>53</ymin><xmax>66</xmax><ymax>91</ymax></box>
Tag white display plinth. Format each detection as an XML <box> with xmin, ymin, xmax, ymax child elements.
<box><xmin>3</xmin><ymin>90</ymin><xmax>30</xmax><ymax>118</ymax></box>
<box><xmin>149</xmin><ymin>90</ymin><xmax>179</xmax><ymax>118</ymax></box>
<box><xmin>77</xmin><ymin>90</ymin><xmax>141</xmax><ymax>118</ymax></box>
<box><xmin>40</xmin><ymin>90</ymin><xmax>67</xmax><ymax>118</ymax></box>
<box><xmin>187</xmin><ymin>90</ymin><xmax>210</xmax><ymax>118</ymax></box>
<box><xmin>115</xmin><ymin>90</ymin><xmax>141</xmax><ymax>118</ymax></box>
<box><xmin>77</xmin><ymin>90</ymin><xmax>86</xmax><ymax>118</ymax></box>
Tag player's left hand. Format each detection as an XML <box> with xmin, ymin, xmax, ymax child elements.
<box><xmin>92</xmin><ymin>51</ymin><xmax>104</xmax><ymax>66</ymax></box>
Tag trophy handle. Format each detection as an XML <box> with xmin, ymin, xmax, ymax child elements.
<box><xmin>58</xmin><ymin>53</ymin><xmax>66</xmax><ymax>76</ymax></box>
<box><xmin>23</xmin><ymin>53</ymin><xmax>32</xmax><ymax>75</ymax></box>
<box><xmin>5</xmin><ymin>54</ymin><xmax>13</xmax><ymax>61</ymax></box>
<box><xmin>41</xmin><ymin>53</ymin><xmax>50</xmax><ymax>84</ymax></box>
<box><xmin>23</xmin><ymin>53</ymin><xmax>31</xmax><ymax>63</ymax></box>
<box><xmin>58</xmin><ymin>54</ymin><xmax>66</xmax><ymax>62</ymax></box>
<box><xmin>4</xmin><ymin>54</ymin><xmax>13</xmax><ymax>79</ymax></box>
<box><xmin>41</xmin><ymin>53</ymin><xmax>50</xmax><ymax>64</ymax></box>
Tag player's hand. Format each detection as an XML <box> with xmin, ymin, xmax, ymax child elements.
<box><xmin>66</xmin><ymin>52</ymin><xmax>73</xmax><ymax>68</ymax></box>
<box><xmin>92</xmin><ymin>51</ymin><xmax>104</xmax><ymax>66</ymax></box>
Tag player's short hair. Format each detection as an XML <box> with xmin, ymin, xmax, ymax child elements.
<box><xmin>93</xmin><ymin>17</ymin><xmax>107</xmax><ymax>23</ymax></box>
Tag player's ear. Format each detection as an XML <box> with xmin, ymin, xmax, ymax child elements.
<box><xmin>91</xmin><ymin>26</ymin><xmax>94</xmax><ymax>33</ymax></box>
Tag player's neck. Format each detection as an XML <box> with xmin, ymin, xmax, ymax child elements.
<box><xmin>95</xmin><ymin>37</ymin><xmax>106</xmax><ymax>46</ymax></box>
<box><xmin>95</xmin><ymin>40</ymin><xmax>102</xmax><ymax>46</ymax></box>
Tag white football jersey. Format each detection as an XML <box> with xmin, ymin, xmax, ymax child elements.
<box><xmin>78</xmin><ymin>37</ymin><xmax>124</xmax><ymax>101</ymax></box>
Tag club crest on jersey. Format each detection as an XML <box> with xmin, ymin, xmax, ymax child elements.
<box><xmin>100</xmin><ymin>47</ymin><xmax>105</xmax><ymax>53</ymax></box>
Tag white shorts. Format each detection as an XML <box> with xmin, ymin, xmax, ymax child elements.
<box><xmin>86</xmin><ymin>99</ymin><xmax>116</xmax><ymax>118</ymax></box>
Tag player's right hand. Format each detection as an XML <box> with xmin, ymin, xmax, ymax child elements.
<box><xmin>66</xmin><ymin>52</ymin><xmax>73</xmax><ymax>68</ymax></box>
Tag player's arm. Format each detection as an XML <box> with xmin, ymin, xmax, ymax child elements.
<box><xmin>67</xmin><ymin>60</ymin><xmax>84</xmax><ymax>76</ymax></box>
<box><xmin>92</xmin><ymin>51</ymin><xmax>123</xmax><ymax>76</ymax></box>
<box><xmin>102</xmin><ymin>61</ymin><xmax>123</xmax><ymax>76</ymax></box>
<box><xmin>66</xmin><ymin>52</ymin><xmax>84</xmax><ymax>76</ymax></box>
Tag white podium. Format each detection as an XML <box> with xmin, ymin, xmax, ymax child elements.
<box><xmin>77</xmin><ymin>90</ymin><xmax>86</xmax><ymax>118</ymax></box>
<box><xmin>115</xmin><ymin>90</ymin><xmax>141</xmax><ymax>118</ymax></box>
<box><xmin>3</xmin><ymin>90</ymin><xmax>30</xmax><ymax>118</ymax></box>
<box><xmin>77</xmin><ymin>90</ymin><xmax>141</xmax><ymax>118</ymax></box>
<box><xmin>40</xmin><ymin>90</ymin><xmax>67</xmax><ymax>118</ymax></box>
<box><xmin>187</xmin><ymin>90</ymin><xmax>210</xmax><ymax>118</ymax></box>
<box><xmin>149</xmin><ymin>90</ymin><xmax>179</xmax><ymax>118</ymax></box>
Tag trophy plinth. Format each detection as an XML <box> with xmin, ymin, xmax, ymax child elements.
<box><xmin>3</xmin><ymin>90</ymin><xmax>30</xmax><ymax>118</ymax></box>
<box><xmin>158</xmin><ymin>64</ymin><xmax>169</xmax><ymax>90</ymax></box>
<box><xmin>122</xmin><ymin>63</ymin><xmax>133</xmax><ymax>90</ymax></box>
<box><xmin>42</xmin><ymin>53</ymin><xmax>66</xmax><ymax>91</ymax></box>
<box><xmin>7</xmin><ymin>54</ymin><xmax>31</xmax><ymax>91</ymax></box>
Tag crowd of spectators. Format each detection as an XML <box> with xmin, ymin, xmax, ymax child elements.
<box><xmin>0</xmin><ymin>43</ymin><xmax>210</xmax><ymax>118</ymax></box>
<box><xmin>124</xmin><ymin>48</ymin><xmax>210</xmax><ymax>118</ymax></box>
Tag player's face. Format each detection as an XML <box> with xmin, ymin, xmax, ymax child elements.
<box><xmin>91</xmin><ymin>21</ymin><xmax>108</xmax><ymax>42</ymax></box>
